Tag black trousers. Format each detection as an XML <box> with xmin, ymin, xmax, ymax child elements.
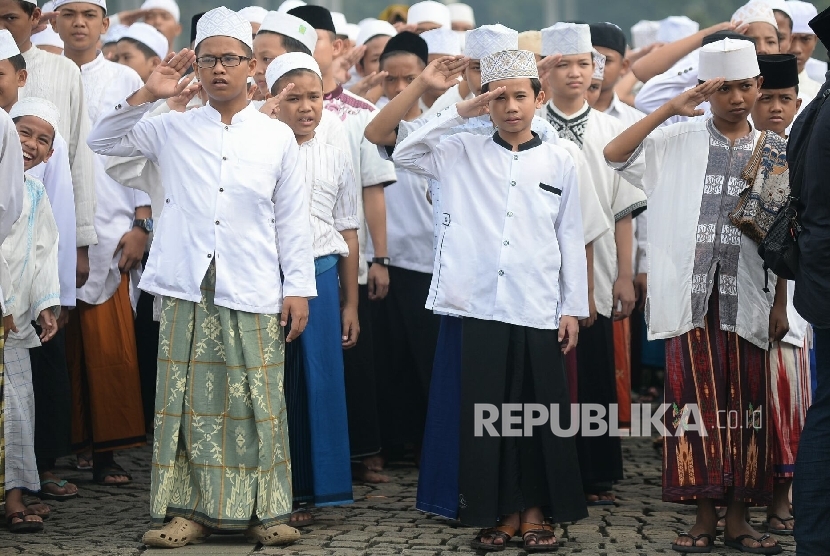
<box><xmin>30</xmin><ymin>328</ymin><xmax>72</xmax><ymax>468</ymax></box>
<box><xmin>135</xmin><ymin>290</ymin><xmax>159</xmax><ymax>433</ymax></box>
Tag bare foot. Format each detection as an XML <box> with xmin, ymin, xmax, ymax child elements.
<box><xmin>352</xmin><ymin>462</ymin><xmax>390</xmax><ymax>483</ymax></box>
<box><xmin>473</xmin><ymin>513</ymin><xmax>520</xmax><ymax>549</ymax></box>
<box><xmin>672</xmin><ymin>522</ymin><xmax>716</xmax><ymax>549</ymax></box>
<box><xmin>76</xmin><ymin>451</ymin><xmax>93</xmax><ymax>470</ymax></box>
<box><xmin>26</xmin><ymin>502</ymin><xmax>51</xmax><ymax>518</ymax></box>
<box><xmin>363</xmin><ymin>455</ymin><xmax>384</xmax><ymax>471</ymax></box>
<box><xmin>40</xmin><ymin>471</ymin><xmax>79</xmax><ymax>497</ymax></box>
<box><xmin>5</xmin><ymin>489</ymin><xmax>44</xmax><ymax>530</ymax></box>
<box><xmin>289</xmin><ymin>509</ymin><xmax>314</xmax><ymax>528</ymax></box>
<box><xmin>725</xmin><ymin>519</ymin><xmax>780</xmax><ymax>551</ymax></box>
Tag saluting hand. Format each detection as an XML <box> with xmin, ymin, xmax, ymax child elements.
<box><xmin>167</xmin><ymin>80</ymin><xmax>202</xmax><ymax>112</ymax></box>
<box><xmin>419</xmin><ymin>55</ymin><xmax>469</xmax><ymax>93</ymax></box>
<box><xmin>349</xmin><ymin>71</ymin><xmax>388</xmax><ymax>102</ymax></box>
<box><xmin>668</xmin><ymin>79</ymin><xmax>724</xmax><ymax>118</ymax></box>
<box><xmin>456</xmin><ymin>86</ymin><xmax>505</xmax><ymax>119</ymax></box>
<box><xmin>140</xmin><ymin>49</ymin><xmax>198</xmax><ymax>103</ymax></box>
<box><xmin>536</xmin><ymin>53</ymin><xmax>562</xmax><ymax>88</ymax></box>
<box><xmin>259</xmin><ymin>83</ymin><xmax>295</xmax><ymax>119</ymax></box>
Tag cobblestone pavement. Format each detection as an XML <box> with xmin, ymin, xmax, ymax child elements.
<box><xmin>0</xmin><ymin>436</ymin><xmax>796</xmax><ymax>555</ymax></box>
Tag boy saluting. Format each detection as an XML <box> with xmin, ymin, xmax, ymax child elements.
<box><xmin>87</xmin><ymin>6</ymin><xmax>315</xmax><ymax>549</ymax></box>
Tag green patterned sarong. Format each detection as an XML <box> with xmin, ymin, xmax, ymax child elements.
<box><xmin>150</xmin><ymin>264</ymin><xmax>292</xmax><ymax>530</ymax></box>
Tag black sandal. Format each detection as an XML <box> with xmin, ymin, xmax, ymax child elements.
<box><xmin>723</xmin><ymin>533</ymin><xmax>782</xmax><ymax>554</ymax></box>
<box><xmin>93</xmin><ymin>462</ymin><xmax>133</xmax><ymax>485</ymax></box>
<box><xmin>470</xmin><ymin>524</ymin><xmax>516</xmax><ymax>552</ymax></box>
<box><xmin>520</xmin><ymin>522</ymin><xmax>559</xmax><ymax>553</ymax></box>
<box><xmin>671</xmin><ymin>532</ymin><xmax>715</xmax><ymax>553</ymax></box>
<box><xmin>765</xmin><ymin>514</ymin><xmax>794</xmax><ymax>536</ymax></box>
<box><xmin>6</xmin><ymin>511</ymin><xmax>44</xmax><ymax>533</ymax></box>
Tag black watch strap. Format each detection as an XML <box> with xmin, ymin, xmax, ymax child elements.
<box><xmin>372</xmin><ymin>257</ymin><xmax>391</xmax><ymax>266</ymax></box>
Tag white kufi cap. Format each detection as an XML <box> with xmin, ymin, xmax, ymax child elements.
<box><xmin>465</xmin><ymin>24</ymin><xmax>518</xmax><ymax>60</ymax></box>
<box><xmin>195</xmin><ymin>6</ymin><xmax>253</xmax><ymax>51</ymax></box>
<box><xmin>10</xmin><ymin>97</ymin><xmax>61</xmax><ymax>135</ymax></box>
<box><xmin>656</xmin><ymin>16</ymin><xmax>700</xmax><ymax>43</ymax></box>
<box><xmin>102</xmin><ymin>24</ymin><xmax>128</xmax><ymax>44</ymax></box>
<box><xmin>787</xmin><ymin>1</ymin><xmax>818</xmax><ymax>34</ymax></box>
<box><xmin>541</xmin><ymin>22</ymin><xmax>592</xmax><ymax>56</ymax></box>
<box><xmin>356</xmin><ymin>19</ymin><xmax>397</xmax><ymax>47</ymax></box>
<box><xmin>751</xmin><ymin>0</ymin><xmax>792</xmax><ymax>19</ymax></box>
<box><xmin>331</xmin><ymin>12</ymin><xmax>348</xmax><ymax>36</ymax></box>
<box><xmin>421</xmin><ymin>27</ymin><xmax>461</xmax><ymax>55</ymax></box>
<box><xmin>259</xmin><ymin>11</ymin><xmax>318</xmax><ymax>55</ymax></box>
<box><xmin>698</xmin><ymin>37</ymin><xmax>760</xmax><ymax>81</ymax></box>
<box><xmin>407</xmin><ymin>1</ymin><xmax>451</xmax><ymax>29</ymax></box>
<box><xmin>592</xmin><ymin>49</ymin><xmax>606</xmax><ymax>80</ymax></box>
<box><xmin>346</xmin><ymin>23</ymin><xmax>359</xmax><ymax>42</ymax></box>
<box><xmin>480</xmin><ymin>49</ymin><xmax>539</xmax><ymax>85</ymax></box>
<box><xmin>265</xmin><ymin>51</ymin><xmax>321</xmax><ymax>91</ymax></box>
<box><xmin>123</xmin><ymin>22</ymin><xmax>168</xmax><ymax>58</ymax></box>
<box><xmin>277</xmin><ymin>0</ymin><xmax>306</xmax><ymax>14</ymax></box>
<box><xmin>140</xmin><ymin>0</ymin><xmax>179</xmax><ymax>22</ymax></box>
<box><xmin>448</xmin><ymin>3</ymin><xmax>475</xmax><ymax>26</ymax></box>
<box><xmin>732</xmin><ymin>2</ymin><xmax>778</xmax><ymax>29</ymax></box>
<box><xmin>631</xmin><ymin>20</ymin><xmax>660</xmax><ymax>49</ymax></box>
<box><xmin>238</xmin><ymin>6</ymin><xmax>268</xmax><ymax>25</ymax></box>
<box><xmin>0</xmin><ymin>29</ymin><xmax>20</xmax><ymax>61</ymax></box>
<box><xmin>32</xmin><ymin>25</ymin><xmax>64</xmax><ymax>50</ymax></box>
<box><xmin>53</xmin><ymin>0</ymin><xmax>107</xmax><ymax>12</ymax></box>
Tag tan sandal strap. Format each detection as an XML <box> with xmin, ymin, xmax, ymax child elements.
<box><xmin>520</xmin><ymin>522</ymin><xmax>555</xmax><ymax>536</ymax></box>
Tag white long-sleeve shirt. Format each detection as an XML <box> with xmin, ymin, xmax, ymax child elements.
<box><xmin>0</xmin><ymin>110</ymin><xmax>23</xmax><ymax>316</ymax></box>
<box><xmin>87</xmin><ymin>100</ymin><xmax>316</xmax><ymax>313</ymax></box>
<box><xmin>393</xmin><ymin>104</ymin><xmax>589</xmax><ymax>329</ymax></box>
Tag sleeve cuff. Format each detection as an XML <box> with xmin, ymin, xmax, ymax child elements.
<box><xmin>75</xmin><ymin>225</ymin><xmax>98</xmax><ymax>247</ymax></box>
<box><xmin>283</xmin><ymin>286</ymin><xmax>318</xmax><ymax>299</ymax></box>
<box><xmin>607</xmin><ymin>141</ymin><xmax>644</xmax><ymax>172</ymax></box>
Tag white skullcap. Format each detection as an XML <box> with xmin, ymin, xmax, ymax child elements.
<box><xmin>42</xmin><ymin>1</ymin><xmax>55</xmax><ymax>9</ymax></box>
<box><xmin>407</xmin><ymin>1</ymin><xmax>451</xmax><ymax>29</ymax></box>
<box><xmin>238</xmin><ymin>6</ymin><xmax>268</xmax><ymax>25</ymax></box>
<box><xmin>346</xmin><ymin>23</ymin><xmax>359</xmax><ymax>43</ymax></box>
<box><xmin>195</xmin><ymin>6</ymin><xmax>253</xmax><ymax>51</ymax></box>
<box><xmin>592</xmin><ymin>49</ymin><xmax>606</xmax><ymax>80</ymax></box>
<box><xmin>32</xmin><ymin>25</ymin><xmax>64</xmax><ymax>49</ymax></box>
<box><xmin>732</xmin><ymin>2</ymin><xmax>778</xmax><ymax>29</ymax></box>
<box><xmin>751</xmin><ymin>0</ymin><xmax>792</xmax><ymax>19</ymax></box>
<box><xmin>698</xmin><ymin>37</ymin><xmax>760</xmax><ymax>81</ymax></box>
<box><xmin>331</xmin><ymin>12</ymin><xmax>348</xmax><ymax>36</ymax></box>
<box><xmin>19</xmin><ymin>0</ymin><xmax>36</xmax><ymax>4</ymax></box>
<box><xmin>356</xmin><ymin>19</ymin><xmax>397</xmax><ymax>47</ymax></box>
<box><xmin>102</xmin><ymin>23</ymin><xmax>128</xmax><ymax>44</ymax></box>
<box><xmin>481</xmin><ymin>49</ymin><xmax>539</xmax><ymax>86</ymax></box>
<box><xmin>787</xmin><ymin>1</ymin><xmax>818</xmax><ymax>34</ymax></box>
<box><xmin>518</xmin><ymin>30</ymin><xmax>541</xmax><ymax>55</ymax></box>
<box><xmin>53</xmin><ymin>0</ymin><xmax>106</xmax><ymax>13</ymax></box>
<box><xmin>0</xmin><ymin>29</ymin><xmax>20</xmax><ymax>61</ymax></box>
<box><xmin>140</xmin><ymin>0</ymin><xmax>179</xmax><ymax>22</ymax></box>
<box><xmin>277</xmin><ymin>0</ymin><xmax>306</xmax><ymax>14</ymax></box>
<box><xmin>10</xmin><ymin>97</ymin><xmax>61</xmax><ymax>135</ymax></box>
<box><xmin>259</xmin><ymin>11</ymin><xmax>318</xmax><ymax>55</ymax></box>
<box><xmin>541</xmin><ymin>22</ymin><xmax>592</xmax><ymax>56</ymax></box>
<box><xmin>123</xmin><ymin>22</ymin><xmax>168</xmax><ymax>59</ymax></box>
<box><xmin>806</xmin><ymin>57</ymin><xmax>827</xmax><ymax>82</ymax></box>
<box><xmin>421</xmin><ymin>27</ymin><xmax>461</xmax><ymax>55</ymax></box>
<box><xmin>656</xmin><ymin>16</ymin><xmax>700</xmax><ymax>43</ymax></box>
<box><xmin>465</xmin><ymin>24</ymin><xmax>518</xmax><ymax>60</ymax></box>
<box><xmin>448</xmin><ymin>3</ymin><xmax>475</xmax><ymax>26</ymax></box>
<box><xmin>265</xmin><ymin>51</ymin><xmax>321</xmax><ymax>91</ymax></box>
<box><xmin>631</xmin><ymin>20</ymin><xmax>660</xmax><ymax>49</ymax></box>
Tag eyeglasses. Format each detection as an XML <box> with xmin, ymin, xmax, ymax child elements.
<box><xmin>196</xmin><ymin>55</ymin><xmax>251</xmax><ymax>69</ymax></box>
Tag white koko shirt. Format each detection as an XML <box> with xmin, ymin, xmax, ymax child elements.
<box><xmin>393</xmin><ymin>104</ymin><xmax>589</xmax><ymax>329</ymax></box>
<box><xmin>87</xmin><ymin>100</ymin><xmax>316</xmax><ymax>313</ymax></box>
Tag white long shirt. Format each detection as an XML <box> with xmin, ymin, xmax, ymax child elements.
<box><xmin>799</xmin><ymin>69</ymin><xmax>821</xmax><ymax>103</ymax></box>
<box><xmin>0</xmin><ymin>110</ymin><xmax>23</xmax><ymax>315</ymax></box>
<box><xmin>393</xmin><ymin>104</ymin><xmax>589</xmax><ymax>329</ymax></box>
<box><xmin>87</xmin><ymin>100</ymin><xmax>317</xmax><ymax>313</ymax></box>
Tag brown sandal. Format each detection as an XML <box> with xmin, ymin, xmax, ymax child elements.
<box><xmin>6</xmin><ymin>511</ymin><xmax>44</xmax><ymax>533</ymax></box>
<box><xmin>521</xmin><ymin>522</ymin><xmax>559</xmax><ymax>552</ymax></box>
<box><xmin>470</xmin><ymin>524</ymin><xmax>517</xmax><ymax>551</ymax></box>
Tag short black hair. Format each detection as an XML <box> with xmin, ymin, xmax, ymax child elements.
<box><xmin>256</xmin><ymin>30</ymin><xmax>311</xmax><ymax>56</ymax></box>
<box><xmin>772</xmin><ymin>9</ymin><xmax>793</xmax><ymax>32</ymax></box>
<box><xmin>270</xmin><ymin>68</ymin><xmax>323</xmax><ymax>96</ymax></box>
<box><xmin>194</xmin><ymin>40</ymin><xmax>253</xmax><ymax>59</ymax></box>
<box><xmin>15</xmin><ymin>0</ymin><xmax>36</xmax><ymax>16</ymax></box>
<box><xmin>379</xmin><ymin>50</ymin><xmax>427</xmax><ymax>70</ymax></box>
<box><xmin>8</xmin><ymin>53</ymin><xmax>26</xmax><ymax>72</ymax></box>
<box><xmin>482</xmin><ymin>78</ymin><xmax>543</xmax><ymax>97</ymax></box>
<box><xmin>12</xmin><ymin>115</ymin><xmax>56</xmax><ymax>148</ymax></box>
<box><xmin>118</xmin><ymin>37</ymin><xmax>159</xmax><ymax>61</ymax></box>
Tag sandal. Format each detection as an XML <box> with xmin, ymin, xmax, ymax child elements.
<box><xmin>142</xmin><ymin>517</ymin><xmax>210</xmax><ymax>548</ymax></box>
<box><xmin>765</xmin><ymin>514</ymin><xmax>794</xmax><ymax>536</ymax></box>
<box><xmin>289</xmin><ymin>508</ymin><xmax>316</xmax><ymax>528</ymax></box>
<box><xmin>93</xmin><ymin>462</ymin><xmax>132</xmax><ymax>485</ymax></box>
<box><xmin>470</xmin><ymin>524</ymin><xmax>517</xmax><ymax>551</ymax></box>
<box><xmin>245</xmin><ymin>523</ymin><xmax>301</xmax><ymax>546</ymax></box>
<box><xmin>76</xmin><ymin>452</ymin><xmax>93</xmax><ymax>471</ymax></box>
<box><xmin>6</xmin><ymin>511</ymin><xmax>44</xmax><ymax>533</ymax></box>
<box><xmin>586</xmin><ymin>492</ymin><xmax>615</xmax><ymax>506</ymax></box>
<box><xmin>520</xmin><ymin>522</ymin><xmax>559</xmax><ymax>553</ymax></box>
<box><xmin>723</xmin><ymin>533</ymin><xmax>782</xmax><ymax>554</ymax></box>
<box><xmin>39</xmin><ymin>479</ymin><xmax>79</xmax><ymax>501</ymax></box>
<box><xmin>671</xmin><ymin>532</ymin><xmax>715</xmax><ymax>553</ymax></box>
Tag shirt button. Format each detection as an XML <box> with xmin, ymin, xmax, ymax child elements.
<box><xmin>219</xmin><ymin>188</ymin><xmax>224</xmax><ymax>192</ymax></box>
<box><xmin>207</xmin><ymin>253</ymin><xmax>212</xmax><ymax>258</ymax></box>
<box><xmin>215</xmin><ymin>220</ymin><xmax>220</xmax><ymax>225</ymax></box>
<box><xmin>165</xmin><ymin>198</ymin><xmax>170</xmax><ymax>203</ymax></box>
<box><xmin>116</xmin><ymin>103</ymin><xmax>122</xmax><ymax>109</ymax></box>
<box><xmin>225</xmin><ymin>126</ymin><xmax>229</xmax><ymax>130</ymax></box>
<box><xmin>503</xmin><ymin>240</ymin><xmax>509</xmax><ymax>246</ymax></box>
<box><xmin>513</xmin><ymin>155</ymin><xmax>518</xmax><ymax>160</ymax></box>
<box><xmin>510</xmin><ymin>181</ymin><xmax>516</xmax><ymax>186</ymax></box>
<box><xmin>437</xmin><ymin>112</ymin><xmax>442</xmax><ymax>117</ymax></box>
<box><xmin>507</xmin><ymin>211</ymin><xmax>513</xmax><ymax>217</ymax></box>
<box><xmin>222</xmin><ymin>156</ymin><xmax>227</xmax><ymax>161</ymax></box>
<box><xmin>498</xmin><ymin>270</ymin><xmax>504</xmax><ymax>276</ymax></box>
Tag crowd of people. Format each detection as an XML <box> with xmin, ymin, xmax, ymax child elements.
<box><xmin>0</xmin><ymin>0</ymin><xmax>828</xmax><ymax>554</ymax></box>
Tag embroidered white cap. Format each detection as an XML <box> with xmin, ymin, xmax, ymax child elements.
<box><xmin>407</xmin><ymin>1</ymin><xmax>451</xmax><ymax>29</ymax></box>
<box><xmin>631</xmin><ymin>20</ymin><xmax>660</xmax><ymax>49</ymax></box>
<box><xmin>592</xmin><ymin>49</ymin><xmax>606</xmax><ymax>80</ymax></box>
<box><xmin>0</xmin><ymin>29</ymin><xmax>20</xmax><ymax>61</ymax></box>
<box><xmin>265</xmin><ymin>51</ymin><xmax>321</xmax><ymax>91</ymax></box>
<box><xmin>787</xmin><ymin>0</ymin><xmax>818</xmax><ymax>34</ymax></box>
<box><xmin>123</xmin><ymin>22</ymin><xmax>168</xmax><ymax>58</ymax></box>
<box><xmin>346</xmin><ymin>23</ymin><xmax>359</xmax><ymax>43</ymax></box>
<box><xmin>53</xmin><ymin>0</ymin><xmax>107</xmax><ymax>13</ymax></box>
<box><xmin>10</xmin><ymin>97</ymin><xmax>61</xmax><ymax>136</ymax></box>
<box><xmin>751</xmin><ymin>0</ymin><xmax>792</xmax><ymax>19</ymax></box>
<box><xmin>732</xmin><ymin>2</ymin><xmax>778</xmax><ymax>29</ymax></box>
<box><xmin>480</xmin><ymin>49</ymin><xmax>539</xmax><ymax>85</ymax></box>
<box><xmin>238</xmin><ymin>6</ymin><xmax>268</xmax><ymax>25</ymax></box>
<box><xmin>465</xmin><ymin>24</ymin><xmax>518</xmax><ymax>60</ymax></box>
<box><xmin>541</xmin><ymin>22</ymin><xmax>592</xmax><ymax>56</ymax></box>
<box><xmin>140</xmin><ymin>0</ymin><xmax>179</xmax><ymax>22</ymax></box>
<box><xmin>194</xmin><ymin>6</ymin><xmax>253</xmax><ymax>51</ymax></box>
<box><xmin>32</xmin><ymin>24</ymin><xmax>64</xmax><ymax>49</ymax></box>
<box><xmin>421</xmin><ymin>27</ymin><xmax>461</xmax><ymax>55</ymax></box>
<box><xmin>277</xmin><ymin>0</ymin><xmax>306</xmax><ymax>14</ymax></box>
<box><xmin>356</xmin><ymin>19</ymin><xmax>397</xmax><ymax>47</ymax></box>
<box><xmin>656</xmin><ymin>16</ymin><xmax>700</xmax><ymax>43</ymax></box>
<box><xmin>698</xmin><ymin>37</ymin><xmax>760</xmax><ymax>81</ymax></box>
<box><xmin>259</xmin><ymin>11</ymin><xmax>318</xmax><ymax>55</ymax></box>
<box><xmin>331</xmin><ymin>12</ymin><xmax>348</xmax><ymax>36</ymax></box>
<box><xmin>518</xmin><ymin>30</ymin><xmax>541</xmax><ymax>56</ymax></box>
<box><xmin>448</xmin><ymin>3</ymin><xmax>475</xmax><ymax>26</ymax></box>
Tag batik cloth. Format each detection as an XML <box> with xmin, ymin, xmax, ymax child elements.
<box><xmin>769</xmin><ymin>339</ymin><xmax>812</xmax><ymax>478</ymax></box>
<box><xmin>150</xmin><ymin>263</ymin><xmax>292</xmax><ymax>530</ymax></box>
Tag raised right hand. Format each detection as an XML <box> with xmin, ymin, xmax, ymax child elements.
<box><xmin>143</xmin><ymin>49</ymin><xmax>198</xmax><ymax>102</ymax></box>
<box><xmin>667</xmin><ymin>79</ymin><xmax>723</xmax><ymax>118</ymax></box>
<box><xmin>456</xmin><ymin>86</ymin><xmax>505</xmax><ymax>119</ymax></box>
<box><xmin>259</xmin><ymin>83</ymin><xmax>295</xmax><ymax>119</ymax></box>
<box><xmin>419</xmin><ymin>55</ymin><xmax>469</xmax><ymax>93</ymax></box>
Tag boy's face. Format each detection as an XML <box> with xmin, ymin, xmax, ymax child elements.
<box><xmin>55</xmin><ymin>3</ymin><xmax>108</xmax><ymax>53</ymax></box>
<box><xmin>488</xmin><ymin>78</ymin><xmax>544</xmax><ymax>134</ymax></box>
<box><xmin>595</xmin><ymin>46</ymin><xmax>626</xmax><ymax>92</ymax></box>
<box><xmin>789</xmin><ymin>33</ymin><xmax>818</xmax><ymax>73</ymax></box>
<box><xmin>0</xmin><ymin>0</ymin><xmax>39</xmax><ymax>48</ymax></box>
<box><xmin>116</xmin><ymin>40</ymin><xmax>158</xmax><ymax>83</ymax></box>
<box><xmin>311</xmin><ymin>29</ymin><xmax>342</xmax><ymax>77</ymax></box>
<box><xmin>380</xmin><ymin>52</ymin><xmax>422</xmax><ymax>101</ymax></box>
<box><xmin>15</xmin><ymin>115</ymin><xmax>54</xmax><ymax>170</ymax></box>
<box><xmin>745</xmin><ymin>22</ymin><xmax>780</xmax><ymax>55</ymax></box>
<box><xmin>549</xmin><ymin>53</ymin><xmax>593</xmax><ymax>100</ymax></box>
<box><xmin>252</xmin><ymin>32</ymin><xmax>287</xmax><ymax>96</ymax></box>
<box><xmin>464</xmin><ymin>59</ymin><xmax>482</xmax><ymax>96</ymax></box>
<box><xmin>275</xmin><ymin>72</ymin><xmax>323</xmax><ymax>142</ymax></box>
<box><xmin>143</xmin><ymin>8</ymin><xmax>180</xmax><ymax>46</ymax></box>
<box><xmin>751</xmin><ymin>87</ymin><xmax>801</xmax><ymax>135</ymax></box>
<box><xmin>774</xmin><ymin>11</ymin><xmax>792</xmax><ymax>53</ymax></box>
<box><xmin>585</xmin><ymin>79</ymin><xmax>602</xmax><ymax>107</ymax></box>
<box><xmin>194</xmin><ymin>36</ymin><xmax>256</xmax><ymax>104</ymax></box>
<box><xmin>357</xmin><ymin>34</ymin><xmax>390</xmax><ymax>77</ymax></box>
<box><xmin>0</xmin><ymin>57</ymin><xmax>25</xmax><ymax>111</ymax></box>
<box><xmin>708</xmin><ymin>77</ymin><xmax>761</xmax><ymax>124</ymax></box>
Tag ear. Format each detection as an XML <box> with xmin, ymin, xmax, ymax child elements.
<box><xmin>621</xmin><ymin>57</ymin><xmax>631</xmax><ymax>74</ymax></box>
<box><xmin>150</xmin><ymin>56</ymin><xmax>162</xmax><ymax>68</ymax></box>
<box><xmin>332</xmin><ymin>37</ymin><xmax>345</xmax><ymax>58</ymax></box>
<box><xmin>102</xmin><ymin>16</ymin><xmax>110</xmax><ymax>34</ymax></box>
<box><xmin>796</xmin><ymin>97</ymin><xmax>803</xmax><ymax>111</ymax></box>
<box><xmin>42</xmin><ymin>146</ymin><xmax>55</xmax><ymax>164</ymax></box>
<box><xmin>17</xmin><ymin>69</ymin><xmax>28</xmax><ymax>88</ymax></box>
<box><xmin>756</xmin><ymin>75</ymin><xmax>764</xmax><ymax>91</ymax></box>
<box><xmin>247</xmin><ymin>57</ymin><xmax>257</xmax><ymax>77</ymax></box>
<box><xmin>536</xmin><ymin>89</ymin><xmax>546</xmax><ymax>108</ymax></box>
<box><xmin>31</xmin><ymin>6</ymin><xmax>41</xmax><ymax>24</ymax></box>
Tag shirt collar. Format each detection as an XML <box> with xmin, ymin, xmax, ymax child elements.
<box><xmin>605</xmin><ymin>93</ymin><xmax>623</xmax><ymax>116</ymax></box>
<box><xmin>705</xmin><ymin>117</ymin><xmax>754</xmax><ymax>146</ymax></box>
<box><xmin>201</xmin><ymin>101</ymin><xmax>259</xmax><ymax>125</ymax></box>
<box><xmin>547</xmin><ymin>100</ymin><xmax>590</xmax><ymax>121</ymax></box>
<box><xmin>324</xmin><ymin>85</ymin><xmax>344</xmax><ymax>101</ymax></box>
<box><xmin>79</xmin><ymin>52</ymin><xmax>106</xmax><ymax>73</ymax></box>
<box><xmin>492</xmin><ymin>130</ymin><xmax>542</xmax><ymax>152</ymax></box>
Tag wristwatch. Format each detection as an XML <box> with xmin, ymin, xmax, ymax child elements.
<box><xmin>133</xmin><ymin>218</ymin><xmax>154</xmax><ymax>234</ymax></box>
<box><xmin>372</xmin><ymin>257</ymin><xmax>391</xmax><ymax>267</ymax></box>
